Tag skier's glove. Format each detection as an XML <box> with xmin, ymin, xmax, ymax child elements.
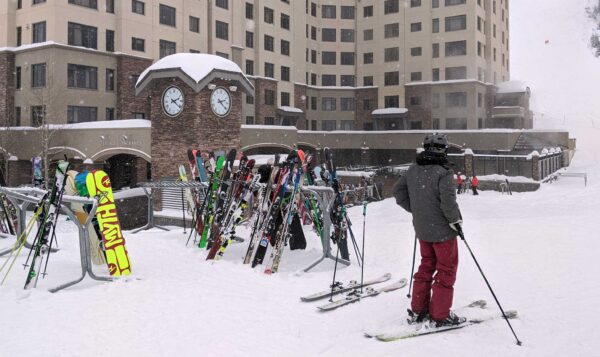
<box><xmin>449</xmin><ymin>220</ymin><xmax>463</xmax><ymax>232</ymax></box>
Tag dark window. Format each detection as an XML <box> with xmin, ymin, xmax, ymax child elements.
<box><xmin>410</xmin><ymin>22</ymin><xmax>422</xmax><ymax>32</ymax></box>
<box><xmin>322</xmin><ymin>51</ymin><xmax>336</xmax><ymax>65</ymax></box>
<box><xmin>132</xmin><ymin>0</ymin><xmax>145</xmax><ymax>15</ymax></box>
<box><xmin>264</xmin><ymin>7</ymin><xmax>274</xmax><ymax>24</ymax></box>
<box><xmin>264</xmin><ymin>89</ymin><xmax>275</xmax><ymax>105</ymax></box>
<box><xmin>68</xmin><ymin>22</ymin><xmax>97</xmax><ymax>49</ymax></box>
<box><xmin>31</xmin><ymin>106</ymin><xmax>45</xmax><ymax>126</ymax></box>
<box><xmin>264</xmin><ymin>62</ymin><xmax>274</xmax><ymax>78</ymax></box>
<box><xmin>433</xmin><ymin>118</ymin><xmax>440</xmax><ymax>129</ymax></box>
<box><xmin>32</xmin><ymin>0</ymin><xmax>46</xmax><ymax>4</ymax></box>
<box><xmin>432</xmin><ymin>0</ymin><xmax>439</xmax><ymax>8</ymax></box>
<box><xmin>432</xmin><ymin>68</ymin><xmax>440</xmax><ymax>81</ymax></box>
<box><xmin>311</xmin><ymin>2</ymin><xmax>317</xmax><ymax>16</ymax></box>
<box><xmin>445</xmin><ymin>92</ymin><xmax>467</xmax><ymax>107</ymax></box>
<box><xmin>478</xmin><ymin>93</ymin><xmax>483</xmax><ymax>107</ymax></box>
<box><xmin>245</xmin><ymin>31</ymin><xmax>254</xmax><ymax>48</ymax></box>
<box><xmin>132</xmin><ymin>112</ymin><xmax>145</xmax><ymax>119</ymax></box>
<box><xmin>131</xmin><ymin>74</ymin><xmax>139</xmax><ymax>88</ymax></box>
<box><xmin>246</xmin><ymin>94</ymin><xmax>254</xmax><ymax>104</ymax></box>
<box><xmin>160</xmin><ymin>4</ymin><xmax>176</xmax><ymax>27</ymax></box>
<box><xmin>68</xmin><ymin>64</ymin><xmax>97</xmax><ymax>89</ymax></box>
<box><xmin>410</xmin><ymin>72</ymin><xmax>422</xmax><ymax>81</ymax></box>
<box><xmin>16</xmin><ymin>67</ymin><xmax>21</xmax><ymax>89</ymax></box>
<box><xmin>341</xmin><ymin>29</ymin><xmax>355</xmax><ymax>42</ymax></box>
<box><xmin>411</xmin><ymin>47</ymin><xmax>422</xmax><ymax>56</ymax></box>
<box><xmin>363</xmin><ymin>98</ymin><xmax>374</xmax><ymax>110</ymax></box>
<box><xmin>411</xmin><ymin>0</ymin><xmax>421</xmax><ymax>7</ymax></box>
<box><xmin>364</xmin><ymin>29</ymin><xmax>373</xmax><ymax>41</ymax></box>
<box><xmin>106</xmin><ymin>107</ymin><xmax>114</xmax><ymax>120</ymax></box>
<box><xmin>159</xmin><ymin>39</ymin><xmax>176</xmax><ymax>58</ymax></box>
<box><xmin>32</xmin><ymin>21</ymin><xmax>46</xmax><ymax>43</ymax></box>
<box><xmin>245</xmin><ymin>59</ymin><xmax>254</xmax><ymax>75</ymax></box>
<box><xmin>445</xmin><ymin>66</ymin><xmax>467</xmax><ymax>80</ymax></box>
<box><xmin>446</xmin><ymin>118</ymin><xmax>467</xmax><ymax>129</ymax></box>
<box><xmin>215</xmin><ymin>52</ymin><xmax>228</xmax><ymax>59</ymax></box>
<box><xmin>190</xmin><ymin>16</ymin><xmax>200</xmax><ymax>33</ymax></box>
<box><xmin>31</xmin><ymin>63</ymin><xmax>46</xmax><ymax>88</ymax></box>
<box><xmin>281</xmin><ymin>92</ymin><xmax>290</xmax><ymax>106</ymax></box>
<box><xmin>341</xmin><ymin>52</ymin><xmax>355</xmax><ymax>65</ymax></box>
<box><xmin>264</xmin><ymin>35</ymin><xmax>274</xmax><ymax>51</ymax></box>
<box><xmin>384</xmin><ymin>23</ymin><xmax>399</xmax><ymax>38</ymax></box>
<box><xmin>432</xmin><ymin>93</ymin><xmax>440</xmax><ymax>107</ymax></box>
<box><xmin>432</xmin><ymin>43</ymin><xmax>439</xmax><ymax>57</ymax></box>
<box><xmin>384</xmin><ymin>0</ymin><xmax>399</xmax><ymax>14</ymax></box>
<box><xmin>322</xmin><ymin>97</ymin><xmax>336</xmax><ymax>111</ymax></box>
<box><xmin>363</xmin><ymin>5</ymin><xmax>373</xmax><ymax>17</ymax></box>
<box><xmin>216</xmin><ymin>21</ymin><xmax>229</xmax><ymax>40</ymax></box>
<box><xmin>281</xmin><ymin>14</ymin><xmax>290</xmax><ymax>29</ymax></box>
<box><xmin>410</xmin><ymin>121</ymin><xmax>422</xmax><ymax>129</ymax></box>
<box><xmin>106</xmin><ymin>30</ymin><xmax>114</xmax><ymax>52</ymax></box>
<box><xmin>15</xmin><ymin>107</ymin><xmax>21</xmax><ymax>126</ymax></box>
<box><xmin>190</xmin><ymin>49</ymin><xmax>199</xmax><ymax>53</ymax></box>
<box><xmin>132</xmin><ymin>37</ymin><xmax>145</xmax><ymax>51</ymax></box>
<box><xmin>322</xmin><ymin>120</ymin><xmax>336</xmax><ymax>131</ymax></box>
<box><xmin>216</xmin><ymin>0</ymin><xmax>228</xmax><ymax>9</ymax></box>
<box><xmin>432</xmin><ymin>18</ymin><xmax>439</xmax><ymax>33</ymax></box>
<box><xmin>67</xmin><ymin>106</ymin><xmax>97</xmax><ymax>123</ymax></box>
<box><xmin>311</xmin><ymin>73</ymin><xmax>317</xmax><ymax>85</ymax></box>
<box><xmin>322</xmin><ymin>5</ymin><xmax>336</xmax><ymax>18</ymax></box>
<box><xmin>446</xmin><ymin>15</ymin><xmax>466</xmax><ymax>31</ymax></box>
<box><xmin>384</xmin><ymin>95</ymin><xmax>399</xmax><ymax>108</ymax></box>
<box><xmin>246</xmin><ymin>2</ymin><xmax>253</xmax><ymax>19</ymax></box>
<box><xmin>311</xmin><ymin>97</ymin><xmax>317</xmax><ymax>110</ymax></box>
<box><xmin>106</xmin><ymin>68</ymin><xmax>115</xmax><ymax>91</ymax></box>
<box><xmin>322</xmin><ymin>28</ymin><xmax>336</xmax><ymax>42</ymax></box>
<box><xmin>16</xmin><ymin>27</ymin><xmax>22</xmax><ymax>46</ymax></box>
<box><xmin>384</xmin><ymin>71</ymin><xmax>399</xmax><ymax>86</ymax></box>
<box><xmin>281</xmin><ymin>40</ymin><xmax>290</xmax><ymax>56</ymax></box>
<box><xmin>410</xmin><ymin>96</ymin><xmax>421</xmax><ymax>105</ymax></box>
<box><xmin>264</xmin><ymin>117</ymin><xmax>275</xmax><ymax>125</ymax></box>
<box><xmin>340</xmin><ymin>75</ymin><xmax>355</xmax><ymax>86</ymax></box>
<box><xmin>363</xmin><ymin>52</ymin><xmax>373</xmax><ymax>64</ymax></box>
<box><xmin>341</xmin><ymin>6</ymin><xmax>355</xmax><ymax>19</ymax></box>
<box><xmin>322</xmin><ymin>74</ymin><xmax>336</xmax><ymax>86</ymax></box>
<box><xmin>478</xmin><ymin>117</ymin><xmax>484</xmax><ymax>128</ymax></box>
<box><xmin>311</xmin><ymin>26</ymin><xmax>317</xmax><ymax>40</ymax></box>
<box><xmin>246</xmin><ymin>116</ymin><xmax>255</xmax><ymax>124</ymax></box>
<box><xmin>445</xmin><ymin>40</ymin><xmax>467</xmax><ymax>56</ymax></box>
<box><xmin>311</xmin><ymin>50</ymin><xmax>317</xmax><ymax>63</ymax></box>
<box><xmin>281</xmin><ymin>66</ymin><xmax>290</xmax><ymax>81</ymax></box>
<box><xmin>68</xmin><ymin>0</ymin><xmax>97</xmax><ymax>9</ymax></box>
<box><xmin>17</xmin><ymin>0</ymin><xmax>22</xmax><ymax>9</ymax></box>
<box><xmin>384</xmin><ymin>47</ymin><xmax>399</xmax><ymax>62</ymax></box>
<box><xmin>363</xmin><ymin>76</ymin><xmax>373</xmax><ymax>86</ymax></box>
<box><xmin>445</xmin><ymin>0</ymin><xmax>466</xmax><ymax>6</ymax></box>
<box><xmin>341</xmin><ymin>97</ymin><xmax>355</xmax><ymax>111</ymax></box>
<box><xmin>106</xmin><ymin>0</ymin><xmax>114</xmax><ymax>13</ymax></box>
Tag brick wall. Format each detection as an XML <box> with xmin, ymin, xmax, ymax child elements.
<box><xmin>355</xmin><ymin>87</ymin><xmax>378</xmax><ymax>130</ymax></box>
<box><xmin>7</xmin><ymin>160</ymin><xmax>31</xmax><ymax>186</ymax></box>
<box><xmin>0</xmin><ymin>52</ymin><xmax>16</xmax><ymax>127</ymax></box>
<box><xmin>253</xmin><ymin>78</ymin><xmax>277</xmax><ymax>125</ymax></box>
<box><xmin>406</xmin><ymin>85</ymin><xmax>432</xmax><ymax>129</ymax></box>
<box><xmin>116</xmin><ymin>55</ymin><xmax>153</xmax><ymax>119</ymax></box>
<box><xmin>293</xmin><ymin>84</ymin><xmax>307</xmax><ymax>130</ymax></box>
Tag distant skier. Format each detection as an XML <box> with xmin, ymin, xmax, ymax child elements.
<box><xmin>393</xmin><ymin>133</ymin><xmax>466</xmax><ymax>327</ymax></box>
<box><xmin>456</xmin><ymin>172</ymin><xmax>463</xmax><ymax>194</ymax></box>
<box><xmin>471</xmin><ymin>175</ymin><xmax>479</xmax><ymax>195</ymax></box>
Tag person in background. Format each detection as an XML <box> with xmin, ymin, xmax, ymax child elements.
<box><xmin>456</xmin><ymin>172</ymin><xmax>463</xmax><ymax>194</ymax></box>
<box><xmin>471</xmin><ymin>175</ymin><xmax>479</xmax><ymax>195</ymax></box>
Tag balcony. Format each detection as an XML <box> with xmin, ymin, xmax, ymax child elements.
<box><xmin>492</xmin><ymin>106</ymin><xmax>526</xmax><ymax>118</ymax></box>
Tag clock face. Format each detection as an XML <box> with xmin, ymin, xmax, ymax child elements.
<box><xmin>162</xmin><ymin>86</ymin><xmax>184</xmax><ymax>117</ymax></box>
<box><xmin>210</xmin><ymin>87</ymin><xmax>231</xmax><ymax>117</ymax></box>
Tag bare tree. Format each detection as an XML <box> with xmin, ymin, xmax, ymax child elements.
<box><xmin>587</xmin><ymin>1</ymin><xmax>600</xmax><ymax>57</ymax></box>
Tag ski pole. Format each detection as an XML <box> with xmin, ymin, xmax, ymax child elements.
<box><xmin>329</xmin><ymin>243</ymin><xmax>340</xmax><ymax>302</ymax></box>
<box><xmin>181</xmin><ymin>187</ymin><xmax>187</xmax><ymax>234</ymax></box>
<box><xmin>456</xmin><ymin>225</ymin><xmax>523</xmax><ymax>346</ymax></box>
<box><xmin>407</xmin><ymin>235</ymin><xmax>417</xmax><ymax>298</ymax></box>
<box><xmin>360</xmin><ymin>201</ymin><xmax>367</xmax><ymax>294</ymax></box>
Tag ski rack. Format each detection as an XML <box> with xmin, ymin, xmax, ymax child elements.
<box><xmin>299</xmin><ymin>185</ymin><xmax>351</xmax><ymax>272</ymax></box>
<box><xmin>0</xmin><ymin>186</ymin><xmax>113</xmax><ymax>292</ymax></box>
<box><xmin>134</xmin><ymin>181</ymin><xmax>208</xmax><ymax>234</ymax></box>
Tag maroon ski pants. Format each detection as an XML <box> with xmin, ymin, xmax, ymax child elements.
<box><xmin>411</xmin><ymin>237</ymin><xmax>458</xmax><ymax>321</ymax></box>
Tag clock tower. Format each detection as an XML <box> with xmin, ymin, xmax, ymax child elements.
<box><xmin>135</xmin><ymin>54</ymin><xmax>254</xmax><ymax>207</ymax></box>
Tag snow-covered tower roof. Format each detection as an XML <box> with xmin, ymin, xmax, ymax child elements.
<box><xmin>135</xmin><ymin>53</ymin><xmax>254</xmax><ymax>95</ymax></box>
<box><xmin>496</xmin><ymin>80</ymin><xmax>530</xmax><ymax>94</ymax></box>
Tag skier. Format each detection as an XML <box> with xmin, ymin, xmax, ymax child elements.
<box><xmin>471</xmin><ymin>175</ymin><xmax>479</xmax><ymax>195</ymax></box>
<box><xmin>393</xmin><ymin>133</ymin><xmax>466</xmax><ymax>327</ymax></box>
<box><xmin>456</xmin><ymin>172</ymin><xmax>463</xmax><ymax>194</ymax></box>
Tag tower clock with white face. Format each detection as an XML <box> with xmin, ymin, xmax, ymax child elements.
<box><xmin>210</xmin><ymin>87</ymin><xmax>232</xmax><ymax>117</ymax></box>
<box><xmin>162</xmin><ymin>86</ymin><xmax>184</xmax><ymax>117</ymax></box>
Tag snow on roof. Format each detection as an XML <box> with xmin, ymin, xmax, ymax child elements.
<box><xmin>137</xmin><ymin>53</ymin><xmax>243</xmax><ymax>87</ymax></box>
<box><xmin>405</xmin><ymin>79</ymin><xmax>491</xmax><ymax>86</ymax></box>
<box><xmin>61</xmin><ymin>119</ymin><xmax>151</xmax><ymax>129</ymax></box>
<box><xmin>496</xmin><ymin>80</ymin><xmax>529</xmax><ymax>94</ymax></box>
<box><xmin>337</xmin><ymin>170</ymin><xmax>376</xmax><ymax>178</ymax></box>
<box><xmin>241</xmin><ymin>124</ymin><xmax>298</xmax><ymax>131</ymax></box>
<box><xmin>278</xmin><ymin>106</ymin><xmax>303</xmax><ymax>113</ymax></box>
<box><xmin>372</xmin><ymin>108</ymin><xmax>408</xmax><ymax>115</ymax></box>
<box><xmin>0</xmin><ymin>41</ymin><xmax>58</xmax><ymax>52</ymax></box>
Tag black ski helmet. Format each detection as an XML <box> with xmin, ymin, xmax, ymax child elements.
<box><xmin>423</xmin><ymin>133</ymin><xmax>449</xmax><ymax>154</ymax></box>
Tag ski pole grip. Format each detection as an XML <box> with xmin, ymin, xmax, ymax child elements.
<box><xmin>363</xmin><ymin>202</ymin><xmax>367</xmax><ymax>215</ymax></box>
<box><xmin>456</xmin><ymin>224</ymin><xmax>465</xmax><ymax>240</ymax></box>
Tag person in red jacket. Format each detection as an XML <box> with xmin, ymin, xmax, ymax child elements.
<box><xmin>471</xmin><ymin>175</ymin><xmax>479</xmax><ymax>195</ymax></box>
<box><xmin>456</xmin><ymin>172</ymin><xmax>463</xmax><ymax>194</ymax></box>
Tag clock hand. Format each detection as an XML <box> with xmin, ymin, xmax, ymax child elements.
<box><xmin>220</xmin><ymin>101</ymin><xmax>227</xmax><ymax>109</ymax></box>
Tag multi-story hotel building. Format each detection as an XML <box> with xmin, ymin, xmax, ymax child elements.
<box><xmin>0</xmin><ymin>0</ymin><xmax>529</xmax><ymax>131</ymax></box>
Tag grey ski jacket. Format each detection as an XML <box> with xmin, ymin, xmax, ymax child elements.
<box><xmin>393</xmin><ymin>152</ymin><xmax>462</xmax><ymax>243</ymax></box>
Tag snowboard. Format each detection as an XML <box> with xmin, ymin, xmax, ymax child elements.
<box><xmin>317</xmin><ymin>278</ymin><xmax>407</xmax><ymax>311</ymax></box>
<box><xmin>301</xmin><ymin>273</ymin><xmax>392</xmax><ymax>302</ymax></box>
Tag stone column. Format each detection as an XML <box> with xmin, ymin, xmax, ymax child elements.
<box><xmin>0</xmin><ymin>51</ymin><xmax>16</xmax><ymax>127</ymax></box>
<box><xmin>464</xmin><ymin>149</ymin><xmax>474</xmax><ymax>177</ymax></box>
<box><xmin>7</xmin><ymin>159</ymin><xmax>31</xmax><ymax>186</ymax></box>
<box><xmin>530</xmin><ymin>151</ymin><xmax>540</xmax><ymax>181</ymax></box>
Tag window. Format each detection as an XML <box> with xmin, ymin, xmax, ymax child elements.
<box><xmin>67</xmin><ymin>106</ymin><xmax>97</xmax><ymax>124</ymax></box>
<box><xmin>264</xmin><ymin>35</ymin><xmax>274</xmax><ymax>51</ymax></box>
<box><xmin>445</xmin><ymin>0</ymin><xmax>466</xmax><ymax>6</ymax></box>
<box><xmin>363</xmin><ymin>98</ymin><xmax>374</xmax><ymax>110</ymax></box>
<box><xmin>68</xmin><ymin>64</ymin><xmax>97</xmax><ymax>89</ymax></box>
<box><xmin>322</xmin><ymin>52</ymin><xmax>336</xmax><ymax>65</ymax></box>
<box><xmin>17</xmin><ymin>0</ymin><xmax>22</xmax><ymax>9</ymax></box>
<box><xmin>364</xmin><ymin>29</ymin><xmax>373</xmax><ymax>41</ymax></box>
<box><xmin>432</xmin><ymin>93</ymin><xmax>440</xmax><ymax>108</ymax></box>
<box><xmin>132</xmin><ymin>112</ymin><xmax>145</xmax><ymax>119</ymax></box>
<box><xmin>445</xmin><ymin>40</ymin><xmax>467</xmax><ymax>56</ymax></box>
<box><xmin>311</xmin><ymin>2</ymin><xmax>317</xmax><ymax>16</ymax></box>
<box><xmin>68</xmin><ymin>22</ymin><xmax>97</xmax><ymax>49</ymax></box>
<box><xmin>385</xmin><ymin>95</ymin><xmax>399</xmax><ymax>108</ymax></box>
<box><xmin>322</xmin><ymin>120</ymin><xmax>336</xmax><ymax>131</ymax></box>
<box><xmin>264</xmin><ymin>89</ymin><xmax>275</xmax><ymax>105</ymax></box>
<box><xmin>159</xmin><ymin>40</ymin><xmax>176</xmax><ymax>58</ymax></box>
<box><xmin>384</xmin><ymin>0</ymin><xmax>399</xmax><ymax>14</ymax></box>
<box><xmin>131</xmin><ymin>74</ymin><xmax>139</xmax><ymax>88</ymax></box>
<box><xmin>432</xmin><ymin>0</ymin><xmax>439</xmax><ymax>8</ymax></box>
<box><xmin>478</xmin><ymin>93</ymin><xmax>483</xmax><ymax>107</ymax></box>
<box><xmin>445</xmin><ymin>66</ymin><xmax>467</xmax><ymax>80</ymax></box>
<box><xmin>341</xmin><ymin>6</ymin><xmax>355</xmax><ymax>19</ymax></box>
<box><xmin>15</xmin><ymin>107</ymin><xmax>21</xmax><ymax>126</ymax></box>
<box><xmin>384</xmin><ymin>23</ymin><xmax>400</xmax><ymax>38</ymax></box>
<box><xmin>281</xmin><ymin>92</ymin><xmax>290</xmax><ymax>106</ymax></box>
<box><xmin>281</xmin><ymin>66</ymin><xmax>290</xmax><ymax>81</ymax></box>
<box><xmin>341</xmin><ymin>52</ymin><xmax>355</xmax><ymax>65</ymax></box>
<box><xmin>264</xmin><ymin>7</ymin><xmax>274</xmax><ymax>24</ymax></box>
<box><xmin>322</xmin><ymin>28</ymin><xmax>336</xmax><ymax>42</ymax></box>
<box><xmin>106</xmin><ymin>0</ymin><xmax>114</xmax><ymax>13</ymax></box>
<box><xmin>445</xmin><ymin>15</ymin><xmax>466</xmax><ymax>31</ymax></box>
<box><xmin>410</xmin><ymin>22</ymin><xmax>422</xmax><ymax>32</ymax></box>
<box><xmin>132</xmin><ymin>37</ymin><xmax>145</xmax><ymax>51</ymax></box>
<box><xmin>106</xmin><ymin>107</ymin><xmax>114</xmax><ymax>120</ymax></box>
<box><xmin>322</xmin><ymin>5</ymin><xmax>336</xmax><ymax>19</ymax></box>
<box><xmin>341</xmin><ymin>29</ymin><xmax>355</xmax><ymax>42</ymax></box>
<box><xmin>341</xmin><ymin>98</ymin><xmax>355</xmax><ymax>111</ymax></box>
<box><xmin>477</xmin><ymin>17</ymin><xmax>483</xmax><ymax>32</ymax></box>
<box><xmin>281</xmin><ymin>14</ymin><xmax>290</xmax><ymax>29</ymax></box>
<box><xmin>364</xmin><ymin>5</ymin><xmax>373</xmax><ymax>17</ymax></box>
<box><xmin>411</xmin><ymin>47</ymin><xmax>422</xmax><ymax>56</ymax></box>
<box><xmin>311</xmin><ymin>26</ymin><xmax>317</xmax><ymax>40</ymax></box>
<box><xmin>364</xmin><ymin>52</ymin><xmax>374</xmax><ymax>64</ymax></box>
<box><xmin>264</xmin><ymin>62</ymin><xmax>274</xmax><ymax>78</ymax></box>
<box><xmin>410</xmin><ymin>96</ymin><xmax>421</xmax><ymax>105</ymax></box>
<box><xmin>410</xmin><ymin>121</ymin><xmax>422</xmax><ymax>129</ymax></box>
<box><xmin>311</xmin><ymin>73</ymin><xmax>317</xmax><ymax>85</ymax></box>
<box><xmin>264</xmin><ymin>117</ymin><xmax>275</xmax><ymax>125</ymax></box>
<box><xmin>216</xmin><ymin>21</ymin><xmax>229</xmax><ymax>40</ymax></box>
<box><xmin>340</xmin><ymin>120</ymin><xmax>354</xmax><ymax>130</ymax></box>
<box><xmin>281</xmin><ymin>40</ymin><xmax>290</xmax><ymax>56</ymax></box>
<box><xmin>322</xmin><ymin>97</ymin><xmax>336</xmax><ymax>111</ymax></box>
<box><xmin>245</xmin><ymin>31</ymin><xmax>254</xmax><ymax>48</ymax></box>
<box><xmin>446</xmin><ymin>118</ymin><xmax>467</xmax><ymax>130</ymax></box>
<box><xmin>216</xmin><ymin>0</ymin><xmax>228</xmax><ymax>9</ymax></box>
<box><xmin>322</xmin><ymin>75</ymin><xmax>336</xmax><ymax>86</ymax></box>
<box><xmin>311</xmin><ymin>97</ymin><xmax>317</xmax><ymax>110</ymax></box>
<box><xmin>246</xmin><ymin>94</ymin><xmax>254</xmax><ymax>104</ymax></box>
<box><xmin>432</xmin><ymin>43</ymin><xmax>439</xmax><ymax>57</ymax></box>
<box><xmin>445</xmin><ymin>92</ymin><xmax>467</xmax><ymax>107</ymax></box>
<box><xmin>246</xmin><ymin>2</ymin><xmax>253</xmax><ymax>19</ymax></box>
<box><xmin>190</xmin><ymin>16</ymin><xmax>200</xmax><ymax>33</ymax></box>
<box><xmin>493</xmin><ymin>47</ymin><xmax>497</xmax><ymax>61</ymax></box>
<box><xmin>31</xmin><ymin>106</ymin><xmax>45</xmax><ymax>127</ymax></box>
<box><xmin>363</xmin><ymin>76</ymin><xmax>374</xmax><ymax>86</ymax></box>
<box><xmin>246</xmin><ymin>116</ymin><xmax>255</xmax><ymax>125</ymax></box>
<box><xmin>16</xmin><ymin>67</ymin><xmax>21</xmax><ymax>89</ymax></box>
<box><xmin>477</xmin><ymin>41</ymin><xmax>482</xmax><ymax>56</ymax></box>
<box><xmin>106</xmin><ymin>68</ymin><xmax>115</xmax><ymax>91</ymax></box>
<box><xmin>32</xmin><ymin>21</ymin><xmax>46</xmax><ymax>43</ymax></box>
<box><xmin>159</xmin><ymin>4</ymin><xmax>176</xmax><ymax>27</ymax></box>
<box><xmin>432</xmin><ymin>68</ymin><xmax>440</xmax><ymax>81</ymax></box>
<box><xmin>245</xmin><ymin>59</ymin><xmax>254</xmax><ymax>74</ymax></box>
<box><xmin>478</xmin><ymin>118</ymin><xmax>484</xmax><ymax>129</ymax></box>
<box><xmin>16</xmin><ymin>27</ymin><xmax>22</xmax><ymax>46</ymax></box>
<box><xmin>311</xmin><ymin>50</ymin><xmax>317</xmax><ymax>63</ymax></box>
<box><xmin>31</xmin><ymin>63</ymin><xmax>46</xmax><ymax>88</ymax></box>
<box><xmin>432</xmin><ymin>18</ymin><xmax>439</xmax><ymax>33</ymax></box>
<box><xmin>410</xmin><ymin>72</ymin><xmax>422</xmax><ymax>81</ymax></box>
<box><xmin>384</xmin><ymin>71</ymin><xmax>399</xmax><ymax>86</ymax></box>
<box><xmin>106</xmin><ymin>30</ymin><xmax>114</xmax><ymax>52</ymax></box>
<box><xmin>32</xmin><ymin>0</ymin><xmax>46</xmax><ymax>4</ymax></box>
<box><xmin>132</xmin><ymin>0</ymin><xmax>145</xmax><ymax>15</ymax></box>
<box><xmin>69</xmin><ymin>0</ymin><xmax>97</xmax><ymax>9</ymax></box>
<box><xmin>384</xmin><ymin>47</ymin><xmax>399</xmax><ymax>62</ymax></box>
<box><xmin>411</xmin><ymin>0</ymin><xmax>422</xmax><ymax>7</ymax></box>
<box><xmin>340</xmin><ymin>75</ymin><xmax>355</xmax><ymax>86</ymax></box>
